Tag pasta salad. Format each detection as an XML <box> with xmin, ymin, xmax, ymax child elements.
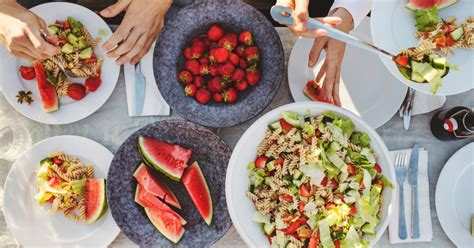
<box><xmin>246</xmin><ymin>111</ymin><xmax>393</xmax><ymax>248</ymax></box>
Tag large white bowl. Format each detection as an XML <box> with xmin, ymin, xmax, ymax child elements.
<box><xmin>225</xmin><ymin>102</ymin><xmax>395</xmax><ymax>247</ymax></box>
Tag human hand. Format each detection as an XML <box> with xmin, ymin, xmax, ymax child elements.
<box><xmin>308</xmin><ymin>8</ymin><xmax>354</xmax><ymax>106</ymax></box>
<box><xmin>100</xmin><ymin>0</ymin><xmax>172</xmax><ymax>65</ymax></box>
<box><xmin>275</xmin><ymin>0</ymin><xmax>342</xmax><ymax>38</ymax></box>
<box><xmin>0</xmin><ymin>1</ymin><xmax>59</xmax><ymax>61</ymax></box>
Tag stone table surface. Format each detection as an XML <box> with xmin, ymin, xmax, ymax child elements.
<box><xmin>0</xmin><ymin>27</ymin><xmax>473</xmax><ymax>247</ymax></box>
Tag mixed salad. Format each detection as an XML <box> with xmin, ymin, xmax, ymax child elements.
<box><xmin>246</xmin><ymin>111</ymin><xmax>393</xmax><ymax>248</ymax></box>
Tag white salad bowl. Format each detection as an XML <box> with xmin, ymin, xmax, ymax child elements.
<box><xmin>225</xmin><ymin>102</ymin><xmax>395</xmax><ymax>247</ymax></box>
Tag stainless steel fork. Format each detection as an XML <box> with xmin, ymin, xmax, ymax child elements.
<box><xmin>395</xmin><ymin>152</ymin><xmax>409</xmax><ymax>239</ymax></box>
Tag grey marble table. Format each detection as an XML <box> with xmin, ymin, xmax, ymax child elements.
<box><xmin>0</xmin><ymin>28</ymin><xmax>472</xmax><ymax>247</ymax></box>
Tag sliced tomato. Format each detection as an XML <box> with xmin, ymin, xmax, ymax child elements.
<box><xmin>321</xmin><ymin>177</ymin><xmax>328</xmax><ymax>187</ymax></box>
<box><xmin>349</xmin><ymin>204</ymin><xmax>357</xmax><ymax>216</ymax></box>
<box><xmin>285</xmin><ymin>217</ymin><xmax>307</xmax><ymax>234</ymax></box>
<box><xmin>274</xmin><ymin>157</ymin><xmax>284</xmax><ymax>167</ymax></box>
<box><xmin>374</xmin><ymin>163</ymin><xmax>382</xmax><ymax>173</ymax></box>
<box><xmin>255</xmin><ymin>156</ymin><xmax>268</xmax><ymax>168</ymax></box>
<box><xmin>279</xmin><ymin>118</ymin><xmax>293</xmax><ymax>133</ymax></box>
<box><xmin>298</xmin><ymin>201</ymin><xmax>305</xmax><ymax>213</ymax></box>
<box><xmin>347</xmin><ymin>163</ymin><xmax>356</xmax><ymax>175</ymax></box>
<box><xmin>308</xmin><ymin>237</ymin><xmax>319</xmax><ymax>248</ymax></box>
<box><xmin>334</xmin><ymin>239</ymin><xmax>341</xmax><ymax>248</ymax></box>
<box><xmin>48</xmin><ymin>177</ymin><xmax>59</xmax><ymax>187</ymax></box>
<box><xmin>394</xmin><ymin>55</ymin><xmax>409</xmax><ymax>68</ymax></box>
<box><xmin>281</xmin><ymin>194</ymin><xmax>293</xmax><ymax>203</ymax></box>
<box><xmin>297</xmin><ymin>228</ymin><xmax>312</xmax><ymax>238</ymax></box>
<box><xmin>300</xmin><ymin>184</ymin><xmax>311</xmax><ymax>198</ymax></box>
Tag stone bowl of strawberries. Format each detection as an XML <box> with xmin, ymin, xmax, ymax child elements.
<box><xmin>154</xmin><ymin>0</ymin><xmax>284</xmax><ymax>128</ymax></box>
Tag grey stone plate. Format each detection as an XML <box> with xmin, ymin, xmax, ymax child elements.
<box><xmin>154</xmin><ymin>0</ymin><xmax>284</xmax><ymax>128</ymax></box>
<box><xmin>107</xmin><ymin>120</ymin><xmax>231</xmax><ymax>247</ymax></box>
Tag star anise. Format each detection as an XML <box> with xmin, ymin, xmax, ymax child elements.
<box><xmin>16</xmin><ymin>90</ymin><xmax>34</xmax><ymax>105</ymax></box>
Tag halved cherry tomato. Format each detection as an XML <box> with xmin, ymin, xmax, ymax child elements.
<box><xmin>53</xmin><ymin>156</ymin><xmax>63</xmax><ymax>165</ymax></box>
<box><xmin>325</xmin><ymin>202</ymin><xmax>336</xmax><ymax>209</ymax></box>
<box><xmin>321</xmin><ymin>177</ymin><xmax>328</xmax><ymax>187</ymax></box>
<box><xmin>274</xmin><ymin>157</ymin><xmax>284</xmax><ymax>167</ymax></box>
<box><xmin>349</xmin><ymin>204</ymin><xmax>357</xmax><ymax>216</ymax></box>
<box><xmin>279</xmin><ymin>118</ymin><xmax>293</xmax><ymax>133</ymax></box>
<box><xmin>300</xmin><ymin>184</ymin><xmax>311</xmax><ymax>198</ymax></box>
<box><xmin>48</xmin><ymin>177</ymin><xmax>59</xmax><ymax>187</ymax></box>
<box><xmin>255</xmin><ymin>156</ymin><xmax>268</xmax><ymax>168</ymax></box>
<box><xmin>281</xmin><ymin>194</ymin><xmax>293</xmax><ymax>203</ymax></box>
<box><xmin>298</xmin><ymin>201</ymin><xmax>305</xmax><ymax>213</ymax></box>
<box><xmin>334</xmin><ymin>239</ymin><xmax>341</xmax><ymax>248</ymax></box>
<box><xmin>394</xmin><ymin>55</ymin><xmax>409</xmax><ymax>68</ymax></box>
<box><xmin>308</xmin><ymin>237</ymin><xmax>319</xmax><ymax>248</ymax></box>
<box><xmin>374</xmin><ymin>163</ymin><xmax>382</xmax><ymax>173</ymax></box>
<box><xmin>331</xmin><ymin>179</ymin><xmax>338</xmax><ymax>190</ymax></box>
<box><xmin>347</xmin><ymin>163</ymin><xmax>356</xmax><ymax>175</ymax></box>
<box><xmin>297</xmin><ymin>228</ymin><xmax>312</xmax><ymax>238</ymax></box>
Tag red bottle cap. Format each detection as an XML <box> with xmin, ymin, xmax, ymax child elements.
<box><xmin>443</xmin><ymin>118</ymin><xmax>458</xmax><ymax>132</ymax></box>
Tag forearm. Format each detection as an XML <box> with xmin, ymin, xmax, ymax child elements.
<box><xmin>329</xmin><ymin>0</ymin><xmax>373</xmax><ymax>30</ymax></box>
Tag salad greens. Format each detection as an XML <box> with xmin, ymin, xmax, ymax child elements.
<box><xmin>413</xmin><ymin>7</ymin><xmax>439</xmax><ymax>32</ymax></box>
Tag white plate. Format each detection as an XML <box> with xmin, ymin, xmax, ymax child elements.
<box><xmin>225</xmin><ymin>102</ymin><xmax>396</xmax><ymax>247</ymax></box>
<box><xmin>436</xmin><ymin>142</ymin><xmax>474</xmax><ymax>247</ymax></box>
<box><xmin>2</xmin><ymin>135</ymin><xmax>120</xmax><ymax>246</ymax></box>
<box><xmin>288</xmin><ymin>18</ymin><xmax>407</xmax><ymax>129</ymax></box>
<box><xmin>0</xmin><ymin>2</ymin><xmax>119</xmax><ymax>124</ymax></box>
<box><xmin>371</xmin><ymin>0</ymin><xmax>474</xmax><ymax>95</ymax></box>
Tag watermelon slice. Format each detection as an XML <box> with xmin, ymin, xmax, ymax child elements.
<box><xmin>84</xmin><ymin>178</ymin><xmax>108</xmax><ymax>224</ymax></box>
<box><xmin>135</xmin><ymin>184</ymin><xmax>186</xmax><ymax>225</ymax></box>
<box><xmin>33</xmin><ymin>61</ymin><xmax>58</xmax><ymax>112</ymax></box>
<box><xmin>134</xmin><ymin>163</ymin><xmax>181</xmax><ymax>209</ymax></box>
<box><xmin>138</xmin><ymin>136</ymin><xmax>192</xmax><ymax>181</ymax></box>
<box><xmin>182</xmin><ymin>162</ymin><xmax>213</xmax><ymax>225</ymax></box>
<box><xmin>406</xmin><ymin>0</ymin><xmax>457</xmax><ymax>10</ymax></box>
<box><xmin>144</xmin><ymin>207</ymin><xmax>185</xmax><ymax>244</ymax></box>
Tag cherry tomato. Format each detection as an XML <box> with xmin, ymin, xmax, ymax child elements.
<box><xmin>285</xmin><ymin>217</ymin><xmax>307</xmax><ymax>234</ymax></box>
<box><xmin>255</xmin><ymin>156</ymin><xmax>268</xmax><ymax>168</ymax></box>
<box><xmin>347</xmin><ymin>163</ymin><xmax>356</xmax><ymax>175</ymax></box>
<box><xmin>281</xmin><ymin>194</ymin><xmax>293</xmax><ymax>203</ymax></box>
<box><xmin>300</xmin><ymin>184</ymin><xmax>311</xmax><ymax>198</ymax></box>
<box><xmin>321</xmin><ymin>177</ymin><xmax>328</xmax><ymax>187</ymax></box>
<box><xmin>325</xmin><ymin>202</ymin><xmax>336</xmax><ymax>209</ymax></box>
<box><xmin>53</xmin><ymin>156</ymin><xmax>63</xmax><ymax>165</ymax></box>
<box><xmin>298</xmin><ymin>201</ymin><xmax>305</xmax><ymax>213</ymax></box>
<box><xmin>315</xmin><ymin>130</ymin><xmax>321</xmax><ymax>137</ymax></box>
<box><xmin>274</xmin><ymin>157</ymin><xmax>284</xmax><ymax>167</ymax></box>
<box><xmin>331</xmin><ymin>179</ymin><xmax>338</xmax><ymax>190</ymax></box>
<box><xmin>279</xmin><ymin>118</ymin><xmax>293</xmax><ymax>133</ymax></box>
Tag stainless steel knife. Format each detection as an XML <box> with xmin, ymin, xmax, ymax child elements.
<box><xmin>403</xmin><ymin>88</ymin><xmax>416</xmax><ymax>130</ymax></box>
<box><xmin>134</xmin><ymin>63</ymin><xmax>146</xmax><ymax>116</ymax></box>
<box><xmin>408</xmin><ymin>144</ymin><xmax>420</xmax><ymax>239</ymax></box>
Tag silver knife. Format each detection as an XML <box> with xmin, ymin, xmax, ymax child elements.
<box><xmin>403</xmin><ymin>88</ymin><xmax>416</xmax><ymax>130</ymax></box>
<box><xmin>399</xmin><ymin>88</ymin><xmax>411</xmax><ymax>117</ymax></box>
<box><xmin>134</xmin><ymin>63</ymin><xmax>146</xmax><ymax>116</ymax></box>
<box><xmin>408</xmin><ymin>144</ymin><xmax>420</xmax><ymax>239</ymax></box>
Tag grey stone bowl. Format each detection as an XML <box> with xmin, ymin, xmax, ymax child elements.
<box><xmin>154</xmin><ymin>0</ymin><xmax>284</xmax><ymax>128</ymax></box>
<box><xmin>107</xmin><ymin>120</ymin><xmax>231</xmax><ymax>247</ymax></box>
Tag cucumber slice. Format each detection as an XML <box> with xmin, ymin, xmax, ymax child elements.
<box><xmin>293</xmin><ymin>130</ymin><xmax>302</xmax><ymax>143</ymax></box>
<box><xmin>411</xmin><ymin>71</ymin><xmax>425</xmax><ymax>83</ymax></box>
<box><xmin>281</xmin><ymin>112</ymin><xmax>301</xmax><ymax>128</ymax></box>
<box><xmin>268</xmin><ymin>121</ymin><xmax>281</xmax><ymax>131</ymax></box>
<box><xmin>450</xmin><ymin>26</ymin><xmax>464</xmax><ymax>41</ymax></box>
<box><xmin>47</xmin><ymin>25</ymin><xmax>59</xmax><ymax>35</ymax></box>
<box><xmin>266</xmin><ymin>160</ymin><xmax>276</xmax><ymax>171</ymax></box>
<box><xmin>79</xmin><ymin>47</ymin><xmax>93</xmax><ymax>59</ymax></box>
<box><xmin>398</xmin><ymin>66</ymin><xmax>412</xmax><ymax>80</ymax></box>
<box><xmin>264</xmin><ymin>177</ymin><xmax>272</xmax><ymax>185</ymax></box>
<box><xmin>61</xmin><ymin>43</ymin><xmax>74</xmax><ymax>54</ymax></box>
<box><xmin>263</xmin><ymin>223</ymin><xmax>275</xmax><ymax>235</ymax></box>
<box><xmin>441</xmin><ymin>67</ymin><xmax>450</xmax><ymax>78</ymax></box>
<box><xmin>292</xmin><ymin>171</ymin><xmax>302</xmax><ymax>180</ymax></box>
<box><xmin>432</xmin><ymin>57</ymin><xmax>447</xmax><ymax>70</ymax></box>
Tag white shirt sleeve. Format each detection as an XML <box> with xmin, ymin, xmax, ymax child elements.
<box><xmin>329</xmin><ymin>0</ymin><xmax>373</xmax><ymax>29</ymax></box>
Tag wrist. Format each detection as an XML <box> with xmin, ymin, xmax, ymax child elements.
<box><xmin>331</xmin><ymin>8</ymin><xmax>354</xmax><ymax>32</ymax></box>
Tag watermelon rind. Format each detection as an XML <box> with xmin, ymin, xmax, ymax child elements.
<box><xmin>85</xmin><ymin>178</ymin><xmax>108</xmax><ymax>224</ymax></box>
<box><xmin>138</xmin><ymin>137</ymin><xmax>181</xmax><ymax>182</ymax></box>
<box><xmin>144</xmin><ymin>207</ymin><xmax>185</xmax><ymax>244</ymax></box>
<box><xmin>182</xmin><ymin>162</ymin><xmax>213</xmax><ymax>226</ymax></box>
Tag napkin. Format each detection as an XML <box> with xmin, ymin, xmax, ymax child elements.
<box><xmin>124</xmin><ymin>42</ymin><xmax>170</xmax><ymax>116</ymax></box>
<box><xmin>412</xmin><ymin>92</ymin><xmax>445</xmax><ymax>116</ymax></box>
<box><xmin>389</xmin><ymin>148</ymin><xmax>433</xmax><ymax>244</ymax></box>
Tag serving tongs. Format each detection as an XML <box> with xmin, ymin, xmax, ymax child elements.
<box><xmin>39</xmin><ymin>28</ymin><xmax>79</xmax><ymax>78</ymax></box>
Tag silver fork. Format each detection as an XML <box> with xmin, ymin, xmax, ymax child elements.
<box><xmin>395</xmin><ymin>152</ymin><xmax>409</xmax><ymax>240</ymax></box>
<box><xmin>39</xmin><ymin>29</ymin><xmax>79</xmax><ymax>78</ymax></box>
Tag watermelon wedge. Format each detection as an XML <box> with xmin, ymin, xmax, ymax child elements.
<box><xmin>135</xmin><ymin>184</ymin><xmax>186</xmax><ymax>225</ymax></box>
<box><xmin>138</xmin><ymin>136</ymin><xmax>192</xmax><ymax>181</ymax></box>
<box><xmin>134</xmin><ymin>163</ymin><xmax>181</xmax><ymax>209</ymax></box>
<box><xmin>84</xmin><ymin>178</ymin><xmax>108</xmax><ymax>224</ymax></box>
<box><xmin>182</xmin><ymin>162</ymin><xmax>213</xmax><ymax>225</ymax></box>
<box><xmin>406</xmin><ymin>0</ymin><xmax>457</xmax><ymax>10</ymax></box>
<box><xmin>33</xmin><ymin>61</ymin><xmax>58</xmax><ymax>112</ymax></box>
<box><xmin>144</xmin><ymin>207</ymin><xmax>185</xmax><ymax>244</ymax></box>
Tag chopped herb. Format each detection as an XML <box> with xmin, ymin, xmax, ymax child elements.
<box><xmin>98</xmin><ymin>28</ymin><xmax>108</xmax><ymax>36</ymax></box>
<box><xmin>16</xmin><ymin>90</ymin><xmax>34</xmax><ymax>105</ymax></box>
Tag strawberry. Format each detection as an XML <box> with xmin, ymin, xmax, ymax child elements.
<box><xmin>208</xmin><ymin>76</ymin><xmax>224</xmax><ymax>93</ymax></box>
<box><xmin>231</xmin><ymin>68</ymin><xmax>245</xmax><ymax>82</ymax></box>
<box><xmin>191</xmin><ymin>40</ymin><xmax>206</xmax><ymax>59</ymax></box>
<box><xmin>222</xmin><ymin>87</ymin><xmax>238</xmax><ymax>103</ymax></box>
<box><xmin>193</xmin><ymin>76</ymin><xmax>204</xmax><ymax>88</ymax></box>
<box><xmin>199</xmin><ymin>64</ymin><xmax>210</xmax><ymax>76</ymax></box>
<box><xmin>67</xmin><ymin>83</ymin><xmax>86</xmax><ymax>100</ymax></box>
<box><xmin>218</xmin><ymin>61</ymin><xmax>235</xmax><ymax>77</ymax></box>
<box><xmin>218</xmin><ymin>33</ymin><xmax>237</xmax><ymax>52</ymax></box>
<box><xmin>239</xmin><ymin>58</ymin><xmax>248</xmax><ymax>69</ymax></box>
<box><xmin>229</xmin><ymin>53</ymin><xmax>239</xmax><ymax>65</ymax></box>
<box><xmin>209</xmin><ymin>42</ymin><xmax>219</xmax><ymax>49</ymax></box>
<box><xmin>184</xmin><ymin>83</ymin><xmax>197</xmax><ymax>97</ymax></box>
<box><xmin>46</xmin><ymin>35</ymin><xmax>59</xmax><ymax>45</ymax></box>
<box><xmin>58</xmin><ymin>38</ymin><xmax>67</xmax><ymax>45</ymax></box>
<box><xmin>225</xmin><ymin>32</ymin><xmax>238</xmax><ymax>47</ymax></box>
<box><xmin>184</xmin><ymin>60</ymin><xmax>200</xmax><ymax>75</ymax></box>
<box><xmin>209</xmin><ymin>48</ymin><xmax>228</xmax><ymax>63</ymax></box>
<box><xmin>195</xmin><ymin>88</ymin><xmax>211</xmax><ymax>104</ymax></box>
<box><xmin>244</xmin><ymin>46</ymin><xmax>260</xmax><ymax>63</ymax></box>
<box><xmin>236</xmin><ymin>46</ymin><xmax>246</xmax><ymax>57</ymax></box>
<box><xmin>199</xmin><ymin>56</ymin><xmax>209</xmax><ymax>65</ymax></box>
<box><xmin>84</xmin><ymin>77</ymin><xmax>102</xmax><ymax>92</ymax></box>
<box><xmin>19</xmin><ymin>65</ymin><xmax>35</xmax><ymax>80</ymax></box>
<box><xmin>63</xmin><ymin>20</ymin><xmax>70</xmax><ymax>29</ymax></box>
<box><xmin>213</xmin><ymin>92</ymin><xmax>223</xmax><ymax>102</ymax></box>
<box><xmin>234</xmin><ymin>79</ymin><xmax>248</xmax><ymax>91</ymax></box>
<box><xmin>209</xmin><ymin>64</ymin><xmax>218</xmax><ymax>76</ymax></box>
<box><xmin>184</xmin><ymin>47</ymin><xmax>192</xmax><ymax>59</ymax></box>
<box><xmin>207</xmin><ymin>25</ymin><xmax>224</xmax><ymax>42</ymax></box>
<box><xmin>178</xmin><ymin>70</ymin><xmax>193</xmax><ymax>84</ymax></box>
<box><xmin>246</xmin><ymin>66</ymin><xmax>261</xmax><ymax>85</ymax></box>
<box><xmin>238</xmin><ymin>31</ymin><xmax>253</xmax><ymax>46</ymax></box>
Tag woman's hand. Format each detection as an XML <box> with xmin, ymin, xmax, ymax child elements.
<box><xmin>100</xmin><ymin>0</ymin><xmax>172</xmax><ymax>65</ymax></box>
<box><xmin>308</xmin><ymin>8</ymin><xmax>353</xmax><ymax>106</ymax></box>
<box><xmin>0</xmin><ymin>1</ymin><xmax>59</xmax><ymax>61</ymax></box>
